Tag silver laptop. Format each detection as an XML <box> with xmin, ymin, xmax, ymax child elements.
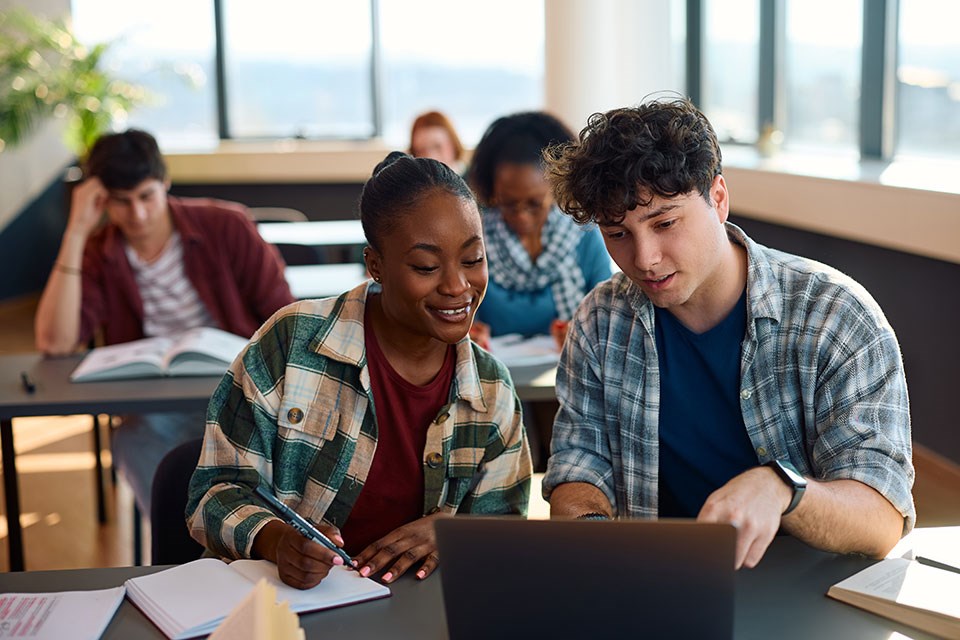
<box><xmin>435</xmin><ymin>517</ymin><xmax>736</xmax><ymax>640</ymax></box>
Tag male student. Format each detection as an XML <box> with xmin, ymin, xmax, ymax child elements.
<box><xmin>34</xmin><ymin>128</ymin><xmax>295</xmax><ymax>524</ymax></box>
<box><xmin>541</xmin><ymin>97</ymin><xmax>914</xmax><ymax>569</ymax></box>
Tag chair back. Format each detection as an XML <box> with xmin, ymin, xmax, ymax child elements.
<box><xmin>150</xmin><ymin>437</ymin><xmax>205</xmax><ymax>565</ymax></box>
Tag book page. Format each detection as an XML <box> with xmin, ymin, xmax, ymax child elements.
<box><xmin>70</xmin><ymin>336</ymin><xmax>171</xmax><ymax>381</ymax></box>
<box><xmin>209</xmin><ymin>579</ymin><xmax>305</xmax><ymax>640</ymax></box>
<box><xmin>228</xmin><ymin>560</ymin><xmax>390</xmax><ymax>613</ymax></box>
<box><xmin>0</xmin><ymin>586</ymin><xmax>125</xmax><ymax>640</ymax></box>
<box><xmin>165</xmin><ymin>327</ymin><xmax>249</xmax><ymax>375</ymax></box>
<box><xmin>830</xmin><ymin>557</ymin><xmax>960</xmax><ymax>618</ymax></box>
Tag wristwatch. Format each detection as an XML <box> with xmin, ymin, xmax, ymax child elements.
<box><xmin>765</xmin><ymin>459</ymin><xmax>807</xmax><ymax>515</ymax></box>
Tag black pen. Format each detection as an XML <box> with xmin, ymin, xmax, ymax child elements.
<box><xmin>20</xmin><ymin>371</ymin><xmax>35</xmax><ymax>394</ymax></box>
<box><xmin>254</xmin><ymin>485</ymin><xmax>356</xmax><ymax>569</ymax></box>
<box><xmin>916</xmin><ymin>555</ymin><xmax>960</xmax><ymax>575</ymax></box>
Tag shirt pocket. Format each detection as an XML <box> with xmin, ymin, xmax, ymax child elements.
<box><xmin>277</xmin><ymin>398</ymin><xmax>340</xmax><ymax>443</ymax></box>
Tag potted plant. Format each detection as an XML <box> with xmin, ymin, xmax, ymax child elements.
<box><xmin>0</xmin><ymin>8</ymin><xmax>146</xmax><ymax>160</ymax></box>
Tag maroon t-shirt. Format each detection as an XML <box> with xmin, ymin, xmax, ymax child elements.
<box><xmin>339</xmin><ymin>307</ymin><xmax>455</xmax><ymax>556</ymax></box>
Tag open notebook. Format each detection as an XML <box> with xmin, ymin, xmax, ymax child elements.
<box><xmin>125</xmin><ymin>558</ymin><xmax>389</xmax><ymax>640</ymax></box>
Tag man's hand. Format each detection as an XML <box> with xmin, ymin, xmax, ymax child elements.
<box><xmin>354</xmin><ymin>513</ymin><xmax>445</xmax><ymax>583</ymax></box>
<box><xmin>253</xmin><ymin>520</ymin><xmax>348</xmax><ymax>589</ymax></box>
<box><xmin>697</xmin><ymin>466</ymin><xmax>791</xmax><ymax>570</ymax></box>
<box><xmin>66</xmin><ymin>178</ymin><xmax>108</xmax><ymax>240</ymax></box>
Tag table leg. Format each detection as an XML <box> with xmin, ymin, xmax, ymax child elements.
<box><xmin>1</xmin><ymin>418</ymin><xmax>24</xmax><ymax>571</ymax></box>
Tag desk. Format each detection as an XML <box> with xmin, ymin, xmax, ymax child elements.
<box><xmin>0</xmin><ymin>537</ymin><xmax>940</xmax><ymax>639</ymax></box>
<box><xmin>284</xmin><ymin>264</ymin><xmax>369</xmax><ymax>300</ymax></box>
<box><xmin>257</xmin><ymin>220</ymin><xmax>366</xmax><ymax>248</ymax></box>
<box><xmin>0</xmin><ymin>354</ymin><xmax>557</xmax><ymax>571</ymax></box>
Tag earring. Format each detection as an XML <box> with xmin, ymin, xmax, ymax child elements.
<box><xmin>374</xmin><ymin>276</ymin><xmax>381</xmax><ymax>283</ymax></box>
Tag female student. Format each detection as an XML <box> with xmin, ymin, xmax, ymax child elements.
<box><xmin>186</xmin><ymin>152</ymin><xmax>532</xmax><ymax>589</ymax></box>
<box><xmin>468</xmin><ymin>112</ymin><xmax>612</xmax><ymax>341</ymax></box>
<box><xmin>408</xmin><ymin>110</ymin><xmax>466</xmax><ymax>174</ymax></box>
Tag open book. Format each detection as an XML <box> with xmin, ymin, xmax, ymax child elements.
<box><xmin>125</xmin><ymin>558</ymin><xmax>390</xmax><ymax>640</ymax></box>
<box><xmin>827</xmin><ymin>556</ymin><xmax>960</xmax><ymax>639</ymax></box>
<box><xmin>70</xmin><ymin>327</ymin><xmax>249</xmax><ymax>382</ymax></box>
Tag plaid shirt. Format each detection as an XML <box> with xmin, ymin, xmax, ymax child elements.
<box><xmin>187</xmin><ymin>282</ymin><xmax>532</xmax><ymax>559</ymax></box>
<box><xmin>543</xmin><ymin>224</ymin><xmax>915</xmax><ymax>531</ymax></box>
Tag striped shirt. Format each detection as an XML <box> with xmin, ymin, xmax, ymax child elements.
<box><xmin>543</xmin><ymin>224</ymin><xmax>916</xmax><ymax>532</ymax></box>
<box><xmin>186</xmin><ymin>281</ymin><xmax>532</xmax><ymax>560</ymax></box>
<box><xmin>125</xmin><ymin>231</ymin><xmax>213</xmax><ymax>336</ymax></box>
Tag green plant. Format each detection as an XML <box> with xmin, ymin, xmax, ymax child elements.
<box><xmin>0</xmin><ymin>9</ymin><xmax>146</xmax><ymax>158</ymax></box>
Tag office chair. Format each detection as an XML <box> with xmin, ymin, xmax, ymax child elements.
<box><xmin>150</xmin><ymin>437</ymin><xmax>206</xmax><ymax>565</ymax></box>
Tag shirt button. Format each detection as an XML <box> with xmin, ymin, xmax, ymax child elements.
<box><xmin>740</xmin><ymin>389</ymin><xmax>752</xmax><ymax>400</ymax></box>
<box><xmin>756</xmin><ymin>446</ymin><xmax>767</xmax><ymax>457</ymax></box>
<box><xmin>426</xmin><ymin>452</ymin><xmax>444</xmax><ymax>468</ymax></box>
<box><xmin>436</xmin><ymin>412</ymin><xmax>450</xmax><ymax>424</ymax></box>
<box><xmin>287</xmin><ymin>407</ymin><xmax>304</xmax><ymax>424</ymax></box>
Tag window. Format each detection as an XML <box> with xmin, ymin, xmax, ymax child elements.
<box><xmin>71</xmin><ymin>0</ymin><xmax>217</xmax><ymax>150</ymax></box>
<box><xmin>896</xmin><ymin>0</ymin><xmax>960</xmax><ymax>159</ymax></box>
<box><xmin>70</xmin><ymin>1</ymin><xmax>545</xmax><ymax>149</ymax></box>
<box><xmin>782</xmin><ymin>0</ymin><xmax>862</xmax><ymax>154</ymax></box>
<box><xmin>700</xmin><ymin>0</ymin><xmax>759</xmax><ymax>143</ymax></box>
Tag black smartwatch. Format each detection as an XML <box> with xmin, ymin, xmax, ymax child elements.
<box><xmin>765</xmin><ymin>459</ymin><xmax>807</xmax><ymax>515</ymax></box>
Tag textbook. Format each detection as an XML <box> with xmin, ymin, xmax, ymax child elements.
<box><xmin>125</xmin><ymin>558</ymin><xmax>390</xmax><ymax>640</ymax></box>
<box><xmin>70</xmin><ymin>327</ymin><xmax>249</xmax><ymax>382</ymax></box>
<box><xmin>827</xmin><ymin>556</ymin><xmax>960</xmax><ymax>639</ymax></box>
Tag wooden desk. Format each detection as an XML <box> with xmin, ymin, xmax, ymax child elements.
<box><xmin>0</xmin><ymin>353</ymin><xmax>557</xmax><ymax>571</ymax></box>
<box><xmin>258</xmin><ymin>220</ymin><xmax>366</xmax><ymax>248</ymax></box>
<box><xmin>0</xmin><ymin>536</ymin><xmax>942</xmax><ymax>639</ymax></box>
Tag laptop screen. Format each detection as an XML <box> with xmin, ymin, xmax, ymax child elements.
<box><xmin>435</xmin><ymin>517</ymin><xmax>736</xmax><ymax>640</ymax></box>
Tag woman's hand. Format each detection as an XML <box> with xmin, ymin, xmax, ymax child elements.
<box><xmin>354</xmin><ymin>513</ymin><xmax>446</xmax><ymax>583</ymax></box>
<box><xmin>253</xmin><ymin>520</ymin><xmax>348</xmax><ymax>589</ymax></box>
<box><xmin>469</xmin><ymin>320</ymin><xmax>492</xmax><ymax>351</ymax></box>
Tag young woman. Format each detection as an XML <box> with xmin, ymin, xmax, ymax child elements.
<box><xmin>408</xmin><ymin>110</ymin><xmax>465</xmax><ymax>173</ymax></box>
<box><xmin>468</xmin><ymin>112</ymin><xmax>612</xmax><ymax>340</ymax></box>
<box><xmin>186</xmin><ymin>152</ymin><xmax>532</xmax><ymax>589</ymax></box>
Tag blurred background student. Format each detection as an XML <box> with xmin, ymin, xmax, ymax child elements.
<box><xmin>408</xmin><ymin>110</ymin><xmax>465</xmax><ymax>174</ymax></box>
<box><xmin>467</xmin><ymin>111</ymin><xmax>611</xmax><ymax>344</ymax></box>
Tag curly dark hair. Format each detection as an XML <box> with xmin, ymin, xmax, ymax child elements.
<box><xmin>467</xmin><ymin>111</ymin><xmax>574</xmax><ymax>207</ymax></box>
<box><xmin>544</xmin><ymin>96</ymin><xmax>722</xmax><ymax>225</ymax></box>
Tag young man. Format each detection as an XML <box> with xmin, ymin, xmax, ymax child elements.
<box><xmin>541</xmin><ymin>97</ymin><xmax>914</xmax><ymax>569</ymax></box>
<box><xmin>34</xmin><ymin>129</ymin><xmax>295</xmax><ymax>540</ymax></box>
<box><xmin>35</xmin><ymin>128</ymin><xmax>294</xmax><ymax>354</ymax></box>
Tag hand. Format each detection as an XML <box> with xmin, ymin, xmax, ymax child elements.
<box><xmin>67</xmin><ymin>178</ymin><xmax>108</xmax><ymax>240</ymax></box>
<box><xmin>255</xmin><ymin>520</ymin><xmax>348</xmax><ymax>589</ymax></box>
<box><xmin>696</xmin><ymin>466</ymin><xmax>791</xmax><ymax>570</ymax></box>
<box><xmin>354</xmin><ymin>514</ymin><xmax>445</xmax><ymax>583</ymax></box>
<box><xmin>469</xmin><ymin>320</ymin><xmax>491</xmax><ymax>351</ymax></box>
<box><xmin>550</xmin><ymin>319</ymin><xmax>570</xmax><ymax>350</ymax></box>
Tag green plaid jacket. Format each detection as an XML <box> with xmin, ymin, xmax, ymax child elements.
<box><xmin>186</xmin><ymin>282</ymin><xmax>532</xmax><ymax>559</ymax></box>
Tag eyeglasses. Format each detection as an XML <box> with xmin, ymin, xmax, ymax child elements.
<box><xmin>497</xmin><ymin>195</ymin><xmax>552</xmax><ymax>217</ymax></box>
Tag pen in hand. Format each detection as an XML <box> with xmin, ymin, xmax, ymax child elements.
<box><xmin>254</xmin><ymin>484</ymin><xmax>356</xmax><ymax>569</ymax></box>
<box><xmin>20</xmin><ymin>372</ymin><xmax>35</xmax><ymax>394</ymax></box>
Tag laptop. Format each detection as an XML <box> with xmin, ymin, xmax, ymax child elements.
<box><xmin>435</xmin><ymin>517</ymin><xmax>736</xmax><ymax>640</ymax></box>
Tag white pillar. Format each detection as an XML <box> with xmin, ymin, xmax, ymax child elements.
<box><xmin>544</xmin><ymin>0</ymin><xmax>679</xmax><ymax>133</ymax></box>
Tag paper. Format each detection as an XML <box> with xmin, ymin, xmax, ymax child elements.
<box><xmin>0</xmin><ymin>587</ymin><xmax>125</xmax><ymax>640</ymax></box>
<box><xmin>209</xmin><ymin>578</ymin><xmax>304</xmax><ymax>640</ymax></box>
<box><xmin>488</xmin><ymin>334</ymin><xmax>560</xmax><ymax>367</ymax></box>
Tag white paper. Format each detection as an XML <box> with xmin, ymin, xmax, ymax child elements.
<box><xmin>488</xmin><ymin>334</ymin><xmax>560</xmax><ymax>367</ymax></box>
<box><xmin>0</xmin><ymin>587</ymin><xmax>125</xmax><ymax>640</ymax></box>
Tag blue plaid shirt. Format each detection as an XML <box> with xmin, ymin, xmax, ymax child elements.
<box><xmin>543</xmin><ymin>224</ymin><xmax>915</xmax><ymax>531</ymax></box>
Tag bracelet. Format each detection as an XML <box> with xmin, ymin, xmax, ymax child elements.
<box><xmin>54</xmin><ymin>263</ymin><xmax>82</xmax><ymax>276</ymax></box>
<box><xmin>575</xmin><ymin>512</ymin><xmax>610</xmax><ymax>521</ymax></box>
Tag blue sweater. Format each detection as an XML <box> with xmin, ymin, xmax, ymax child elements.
<box><xmin>476</xmin><ymin>227</ymin><xmax>611</xmax><ymax>336</ymax></box>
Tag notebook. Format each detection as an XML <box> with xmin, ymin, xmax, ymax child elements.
<box><xmin>125</xmin><ymin>558</ymin><xmax>389</xmax><ymax>639</ymax></box>
<box><xmin>434</xmin><ymin>517</ymin><xmax>736</xmax><ymax>640</ymax></box>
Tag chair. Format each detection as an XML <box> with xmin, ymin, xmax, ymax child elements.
<box><xmin>150</xmin><ymin>437</ymin><xmax>206</xmax><ymax>565</ymax></box>
<box><xmin>247</xmin><ymin>207</ymin><xmax>308</xmax><ymax>223</ymax></box>
<box><xmin>249</xmin><ymin>207</ymin><xmax>324</xmax><ymax>265</ymax></box>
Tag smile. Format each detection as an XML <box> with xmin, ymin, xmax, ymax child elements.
<box><xmin>431</xmin><ymin>303</ymin><xmax>472</xmax><ymax>322</ymax></box>
<box><xmin>642</xmin><ymin>273</ymin><xmax>675</xmax><ymax>292</ymax></box>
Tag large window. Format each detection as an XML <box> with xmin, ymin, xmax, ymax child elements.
<box><xmin>690</xmin><ymin>0</ymin><xmax>960</xmax><ymax>162</ymax></box>
<box><xmin>71</xmin><ymin>0</ymin><xmax>544</xmax><ymax>150</ymax></box>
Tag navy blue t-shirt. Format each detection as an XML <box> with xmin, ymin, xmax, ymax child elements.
<box><xmin>655</xmin><ymin>289</ymin><xmax>758</xmax><ymax>518</ymax></box>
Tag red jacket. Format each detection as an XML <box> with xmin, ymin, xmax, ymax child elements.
<box><xmin>79</xmin><ymin>196</ymin><xmax>295</xmax><ymax>345</ymax></box>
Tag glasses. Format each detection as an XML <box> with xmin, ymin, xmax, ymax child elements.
<box><xmin>497</xmin><ymin>195</ymin><xmax>552</xmax><ymax>217</ymax></box>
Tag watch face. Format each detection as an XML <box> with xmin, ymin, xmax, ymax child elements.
<box><xmin>777</xmin><ymin>460</ymin><xmax>808</xmax><ymax>487</ymax></box>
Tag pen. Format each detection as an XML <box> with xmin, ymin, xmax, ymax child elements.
<box><xmin>916</xmin><ymin>555</ymin><xmax>960</xmax><ymax>575</ymax></box>
<box><xmin>254</xmin><ymin>484</ymin><xmax>355</xmax><ymax>569</ymax></box>
<box><xmin>20</xmin><ymin>371</ymin><xmax>35</xmax><ymax>394</ymax></box>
